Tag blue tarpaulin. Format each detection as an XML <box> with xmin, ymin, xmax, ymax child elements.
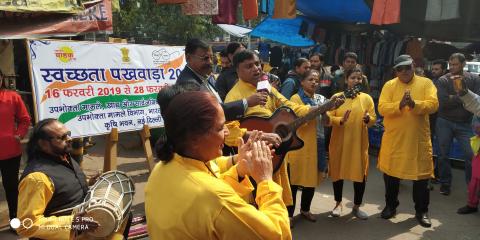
<box><xmin>250</xmin><ymin>0</ymin><xmax>371</xmax><ymax>46</ymax></box>
<box><xmin>250</xmin><ymin>16</ymin><xmax>315</xmax><ymax>47</ymax></box>
<box><xmin>297</xmin><ymin>0</ymin><xmax>371</xmax><ymax>23</ymax></box>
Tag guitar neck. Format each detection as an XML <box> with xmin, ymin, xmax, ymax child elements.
<box><xmin>289</xmin><ymin>100</ymin><xmax>333</xmax><ymax>131</ymax></box>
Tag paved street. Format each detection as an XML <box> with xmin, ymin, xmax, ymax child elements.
<box><xmin>1</xmin><ymin>133</ymin><xmax>479</xmax><ymax>240</ymax></box>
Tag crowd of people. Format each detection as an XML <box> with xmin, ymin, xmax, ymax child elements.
<box><xmin>1</xmin><ymin>38</ymin><xmax>480</xmax><ymax>239</ymax></box>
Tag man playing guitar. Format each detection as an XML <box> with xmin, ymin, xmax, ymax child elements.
<box><xmin>225</xmin><ymin>50</ymin><xmax>344</xmax><ymax>208</ymax></box>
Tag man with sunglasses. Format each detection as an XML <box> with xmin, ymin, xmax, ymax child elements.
<box><xmin>378</xmin><ymin>55</ymin><xmax>439</xmax><ymax>228</ymax></box>
<box><xmin>435</xmin><ymin>53</ymin><xmax>480</xmax><ymax>196</ymax></box>
<box><xmin>175</xmin><ymin>39</ymin><xmax>281</xmax><ymax>151</ymax></box>
<box><xmin>176</xmin><ymin>39</ymin><xmax>266</xmax><ymax>122</ymax></box>
<box><xmin>16</xmin><ymin>119</ymin><xmax>130</xmax><ymax>239</ymax></box>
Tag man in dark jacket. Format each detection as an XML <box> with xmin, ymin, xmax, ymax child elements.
<box><xmin>436</xmin><ymin>53</ymin><xmax>480</xmax><ymax>196</ymax></box>
<box><xmin>176</xmin><ymin>39</ymin><xmax>264</xmax><ymax>121</ymax></box>
<box><xmin>16</xmin><ymin>119</ymin><xmax>131</xmax><ymax>239</ymax></box>
<box><xmin>215</xmin><ymin>42</ymin><xmax>245</xmax><ymax>101</ymax></box>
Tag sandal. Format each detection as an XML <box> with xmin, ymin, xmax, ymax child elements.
<box><xmin>300</xmin><ymin>210</ymin><xmax>317</xmax><ymax>222</ymax></box>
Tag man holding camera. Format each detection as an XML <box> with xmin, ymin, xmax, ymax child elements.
<box><xmin>435</xmin><ymin>53</ymin><xmax>480</xmax><ymax>196</ymax></box>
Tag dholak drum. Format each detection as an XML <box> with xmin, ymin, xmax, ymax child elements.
<box><xmin>74</xmin><ymin>170</ymin><xmax>135</xmax><ymax>238</ymax></box>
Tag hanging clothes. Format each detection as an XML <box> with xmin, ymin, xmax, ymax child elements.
<box><xmin>242</xmin><ymin>0</ymin><xmax>258</xmax><ymax>20</ymax></box>
<box><xmin>258</xmin><ymin>42</ymin><xmax>271</xmax><ymax>62</ymax></box>
<box><xmin>261</xmin><ymin>0</ymin><xmax>275</xmax><ymax>15</ymax></box>
<box><xmin>370</xmin><ymin>0</ymin><xmax>401</xmax><ymax>25</ymax></box>
<box><xmin>406</xmin><ymin>38</ymin><xmax>424</xmax><ymax>67</ymax></box>
<box><xmin>270</xmin><ymin>46</ymin><xmax>283</xmax><ymax>68</ymax></box>
<box><xmin>182</xmin><ymin>0</ymin><xmax>218</xmax><ymax>16</ymax></box>
<box><xmin>0</xmin><ymin>40</ymin><xmax>14</xmax><ymax>76</ymax></box>
<box><xmin>425</xmin><ymin>0</ymin><xmax>460</xmax><ymax>21</ymax></box>
<box><xmin>313</xmin><ymin>26</ymin><xmax>326</xmax><ymax>43</ymax></box>
<box><xmin>212</xmin><ymin>0</ymin><xmax>239</xmax><ymax>24</ymax></box>
<box><xmin>156</xmin><ymin>0</ymin><xmax>187</xmax><ymax>4</ymax></box>
<box><xmin>272</xmin><ymin>0</ymin><xmax>296</xmax><ymax>19</ymax></box>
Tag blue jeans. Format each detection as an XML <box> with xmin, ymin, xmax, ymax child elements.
<box><xmin>317</xmin><ymin>137</ymin><xmax>327</xmax><ymax>172</ymax></box>
<box><xmin>436</xmin><ymin>117</ymin><xmax>473</xmax><ymax>186</ymax></box>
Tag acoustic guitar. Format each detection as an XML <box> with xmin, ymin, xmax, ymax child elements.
<box><xmin>239</xmin><ymin>84</ymin><xmax>362</xmax><ymax>173</ymax></box>
<box><xmin>240</xmin><ymin>99</ymin><xmax>336</xmax><ymax>173</ymax></box>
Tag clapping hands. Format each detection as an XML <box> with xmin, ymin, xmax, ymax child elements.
<box><xmin>235</xmin><ymin>131</ymin><xmax>274</xmax><ymax>182</ymax></box>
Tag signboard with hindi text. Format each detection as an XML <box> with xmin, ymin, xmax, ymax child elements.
<box><xmin>27</xmin><ymin>39</ymin><xmax>186</xmax><ymax>137</ymax></box>
<box><xmin>0</xmin><ymin>0</ymin><xmax>112</xmax><ymax>39</ymax></box>
<box><xmin>0</xmin><ymin>0</ymin><xmax>83</xmax><ymax>13</ymax></box>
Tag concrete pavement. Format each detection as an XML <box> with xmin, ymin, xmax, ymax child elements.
<box><xmin>1</xmin><ymin>133</ymin><xmax>479</xmax><ymax>239</ymax></box>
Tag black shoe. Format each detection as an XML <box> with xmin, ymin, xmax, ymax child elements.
<box><xmin>415</xmin><ymin>212</ymin><xmax>431</xmax><ymax>228</ymax></box>
<box><xmin>457</xmin><ymin>205</ymin><xmax>478</xmax><ymax>214</ymax></box>
<box><xmin>380</xmin><ymin>206</ymin><xmax>397</xmax><ymax>219</ymax></box>
<box><xmin>439</xmin><ymin>185</ymin><xmax>450</xmax><ymax>196</ymax></box>
<box><xmin>430</xmin><ymin>178</ymin><xmax>440</xmax><ymax>184</ymax></box>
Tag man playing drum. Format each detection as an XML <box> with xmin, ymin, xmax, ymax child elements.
<box><xmin>16</xmin><ymin>119</ymin><xmax>131</xmax><ymax>239</ymax></box>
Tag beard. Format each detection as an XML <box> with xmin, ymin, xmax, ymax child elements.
<box><xmin>52</xmin><ymin>144</ymin><xmax>72</xmax><ymax>156</ymax></box>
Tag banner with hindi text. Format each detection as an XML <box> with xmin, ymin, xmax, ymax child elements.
<box><xmin>0</xmin><ymin>0</ymin><xmax>112</xmax><ymax>39</ymax></box>
<box><xmin>0</xmin><ymin>0</ymin><xmax>83</xmax><ymax>13</ymax></box>
<box><xmin>27</xmin><ymin>39</ymin><xmax>186</xmax><ymax>137</ymax></box>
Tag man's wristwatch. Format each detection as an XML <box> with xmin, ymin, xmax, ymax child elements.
<box><xmin>242</xmin><ymin>98</ymin><xmax>248</xmax><ymax>111</ymax></box>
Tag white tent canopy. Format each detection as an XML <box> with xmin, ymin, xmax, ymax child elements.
<box><xmin>217</xmin><ymin>24</ymin><xmax>251</xmax><ymax>38</ymax></box>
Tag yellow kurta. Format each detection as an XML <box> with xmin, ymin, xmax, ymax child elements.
<box><xmin>145</xmin><ymin>153</ymin><xmax>291</xmax><ymax>240</ymax></box>
<box><xmin>224</xmin><ymin>121</ymin><xmax>247</xmax><ymax>147</ymax></box>
<box><xmin>225</xmin><ymin>79</ymin><xmax>311</xmax><ymax>206</ymax></box>
<box><xmin>377</xmin><ymin>75</ymin><xmax>439</xmax><ymax>180</ymax></box>
<box><xmin>284</xmin><ymin>94</ymin><xmax>322</xmax><ymax>187</ymax></box>
<box><xmin>16</xmin><ymin>172</ymin><xmax>125</xmax><ymax>240</ymax></box>
<box><xmin>327</xmin><ymin>92</ymin><xmax>376</xmax><ymax>182</ymax></box>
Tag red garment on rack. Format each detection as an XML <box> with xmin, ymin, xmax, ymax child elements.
<box><xmin>212</xmin><ymin>0</ymin><xmax>239</xmax><ymax>24</ymax></box>
<box><xmin>272</xmin><ymin>0</ymin><xmax>296</xmax><ymax>19</ymax></box>
<box><xmin>242</xmin><ymin>0</ymin><xmax>258</xmax><ymax>20</ymax></box>
<box><xmin>370</xmin><ymin>0</ymin><xmax>401</xmax><ymax>25</ymax></box>
<box><xmin>156</xmin><ymin>0</ymin><xmax>187</xmax><ymax>4</ymax></box>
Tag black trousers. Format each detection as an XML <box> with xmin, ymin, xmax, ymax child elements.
<box><xmin>383</xmin><ymin>173</ymin><xmax>430</xmax><ymax>213</ymax></box>
<box><xmin>286</xmin><ymin>164</ymin><xmax>315</xmax><ymax>217</ymax></box>
<box><xmin>287</xmin><ymin>185</ymin><xmax>315</xmax><ymax>217</ymax></box>
<box><xmin>0</xmin><ymin>155</ymin><xmax>21</xmax><ymax>219</ymax></box>
<box><xmin>332</xmin><ymin>178</ymin><xmax>366</xmax><ymax>205</ymax></box>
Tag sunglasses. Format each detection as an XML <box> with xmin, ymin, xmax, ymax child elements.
<box><xmin>395</xmin><ymin>65</ymin><xmax>412</xmax><ymax>72</ymax></box>
<box><xmin>48</xmin><ymin>131</ymin><xmax>72</xmax><ymax>141</ymax></box>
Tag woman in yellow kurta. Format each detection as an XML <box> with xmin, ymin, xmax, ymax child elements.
<box><xmin>146</xmin><ymin>89</ymin><xmax>291</xmax><ymax>240</ymax></box>
<box><xmin>285</xmin><ymin>70</ymin><xmax>329</xmax><ymax>223</ymax></box>
<box><xmin>327</xmin><ymin>67</ymin><xmax>376</xmax><ymax>219</ymax></box>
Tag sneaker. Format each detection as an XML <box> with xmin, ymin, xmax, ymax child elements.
<box><xmin>352</xmin><ymin>208</ymin><xmax>368</xmax><ymax>220</ymax></box>
<box><xmin>330</xmin><ymin>205</ymin><xmax>342</xmax><ymax>217</ymax></box>
<box><xmin>457</xmin><ymin>205</ymin><xmax>478</xmax><ymax>214</ymax></box>
<box><xmin>300</xmin><ymin>210</ymin><xmax>317</xmax><ymax>222</ymax></box>
<box><xmin>430</xmin><ymin>178</ymin><xmax>440</xmax><ymax>184</ymax></box>
<box><xmin>439</xmin><ymin>185</ymin><xmax>451</xmax><ymax>196</ymax></box>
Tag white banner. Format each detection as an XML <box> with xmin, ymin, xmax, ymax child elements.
<box><xmin>27</xmin><ymin>39</ymin><xmax>186</xmax><ymax>137</ymax></box>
